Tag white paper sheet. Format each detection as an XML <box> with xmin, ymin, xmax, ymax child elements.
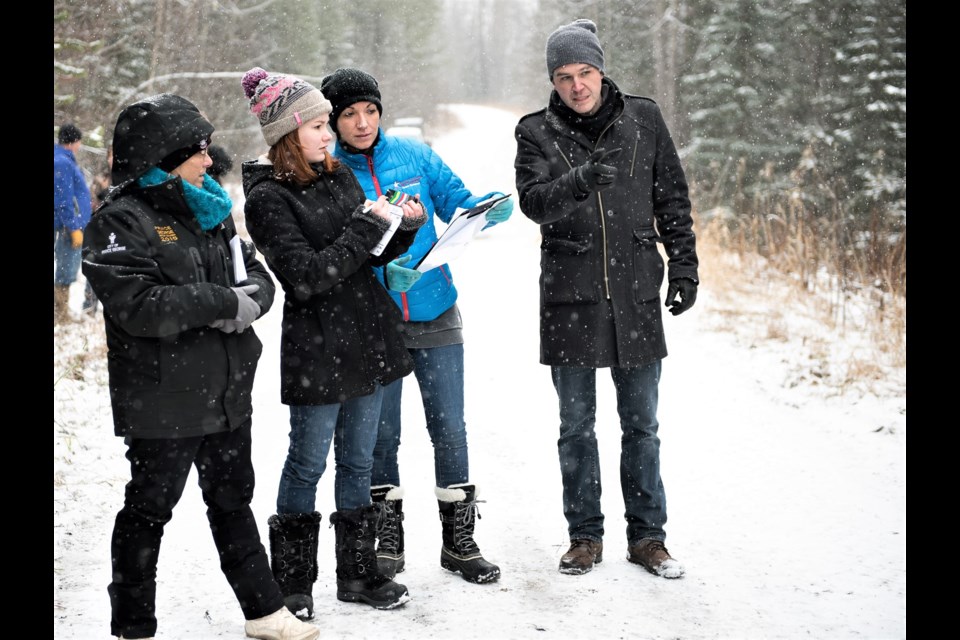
<box><xmin>230</xmin><ymin>235</ymin><xmax>248</xmax><ymax>284</ymax></box>
<box><xmin>414</xmin><ymin>195</ymin><xmax>511</xmax><ymax>273</ymax></box>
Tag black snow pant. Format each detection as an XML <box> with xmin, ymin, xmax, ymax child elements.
<box><xmin>108</xmin><ymin>425</ymin><xmax>283</xmax><ymax>639</ymax></box>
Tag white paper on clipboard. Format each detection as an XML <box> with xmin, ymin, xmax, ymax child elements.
<box><xmin>230</xmin><ymin>235</ymin><xmax>248</xmax><ymax>284</ymax></box>
<box><xmin>414</xmin><ymin>194</ymin><xmax>511</xmax><ymax>273</ymax></box>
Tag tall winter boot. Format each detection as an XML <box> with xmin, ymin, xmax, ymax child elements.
<box><xmin>436</xmin><ymin>483</ymin><xmax>501</xmax><ymax>584</ymax></box>
<box><xmin>267</xmin><ymin>511</ymin><xmax>321</xmax><ymax>621</ymax></box>
<box><xmin>329</xmin><ymin>505</ymin><xmax>410</xmax><ymax>609</ymax></box>
<box><xmin>370</xmin><ymin>484</ymin><xmax>405</xmax><ymax>578</ymax></box>
<box><xmin>54</xmin><ymin>285</ymin><xmax>71</xmax><ymax>325</ymax></box>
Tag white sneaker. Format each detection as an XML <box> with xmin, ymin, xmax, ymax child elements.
<box><xmin>245</xmin><ymin>606</ymin><xmax>320</xmax><ymax>640</ymax></box>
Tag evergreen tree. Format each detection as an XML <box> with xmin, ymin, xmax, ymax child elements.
<box><xmin>54</xmin><ymin>0</ymin><xmax>153</xmax><ymax>143</ymax></box>
<box><xmin>680</xmin><ymin>0</ymin><xmax>807</xmax><ymax>201</ymax></box>
<box><xmin>828</xmin><ymin>0</ymin><xmax>906</xmax><ymax>220</ymax></box>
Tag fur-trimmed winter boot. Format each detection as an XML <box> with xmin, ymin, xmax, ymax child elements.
<box><xmin>370</xmin><ymin>484</ymin><xmax>405</xmax><ymax>578</ymax></box>
<box><xmin>436</xmin><ymin>483</ymin><xmax>501</xmax><ymax>584</ymax></box>
<box><xmin>267</xmin><ymin>511</ymin><xmax>321</xmax><ymax>621</ymax></box>
<box><xmin>329</xmin><ymin>505</ymin><xmax>410</xmax><ymax>609</ymax></box>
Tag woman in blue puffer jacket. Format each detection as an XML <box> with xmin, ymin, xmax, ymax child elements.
<box><xmin>321</xmin><ymin>68</ymin><xmax>514</xmax><ymax>586</ymax></box>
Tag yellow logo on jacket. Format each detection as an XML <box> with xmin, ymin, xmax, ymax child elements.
<box><xmin>155</xmin><ymin>226</ymin><xmax>179</xmax><ymax>243</ymax></box>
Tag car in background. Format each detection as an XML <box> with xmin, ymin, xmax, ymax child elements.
<box><xmin>385</xmin><ymin>125</ymin><xmax>426</xmax><ymax>143</ymax></box>
<box><xmin>385</xmin><ymin>117</ymin><xmax>430</xmax><ymax>146</ymax></box>
<box><xmin>393</xmin><ymin>117</ymin><xmax>424</xmax><ymax>128</ymax></box>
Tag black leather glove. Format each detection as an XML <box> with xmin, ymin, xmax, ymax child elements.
<box><xmin>574</xmin><ymin>147</ymin><xmax>622</xmax><ymax>193</ymax></box>
<box><xmin>665</xmin><ymin>278</ymin><xmax>697</xmax><ymax>316</ymax></box>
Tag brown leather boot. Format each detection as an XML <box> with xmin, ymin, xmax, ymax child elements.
<box><xmin>628</xmin><ymin>538</ymin><xmax>685</xmax><ymax>578</ymax></box>
<box><xmin>558</xmin><ymin>539</ymin><xmax>603</xmax><ymax>575</ymax></box>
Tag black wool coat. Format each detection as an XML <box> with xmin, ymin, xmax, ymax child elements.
<box><xmin>82</xmin><ymin>178</ymin><xmax>276</xmax><ymax>438</ymax></box>
<box><xmin>514</xmin><ymin>79</ymin><xmax>699</xmax><ymax>368</ymax></box>
<box><xmin>242</xmin><ymin>160</ymin><xmax>420</xmax><ymax>405</ymax></box>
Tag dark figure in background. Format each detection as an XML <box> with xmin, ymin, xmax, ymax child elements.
<box><xmin>514</xmin><ymin>19</ymin><xmax>699</xmax><ymax>579</ymax></box>
<box><xmin>82</xmin><ymin>93</ymin><xmax>319</xmax><ymax>640</ymax></box>
<box><xmin>207</xmin><ymin>144</ymin><xmax>234</xmax><ymax>185</ymax></box>
<box><xmin>82</xmin><ymin>144</ymin><xmax>113</xmax><ymax>316</ymax></box>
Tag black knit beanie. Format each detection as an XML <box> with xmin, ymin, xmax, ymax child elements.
<box><xmin>319</xmin><ymin>68</ymin><xmax>383</xmax><ymax>134</ymax></box>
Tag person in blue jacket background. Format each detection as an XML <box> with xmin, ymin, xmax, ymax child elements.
<box><xmin>321</xmin><ymin>67</ymin><xmax>513</xmax><ymax>586</ymax></box>
<box><xmin>54</xmin><ymin>123</ymin><xmax>92</xmax><ymax>324</ymax></box>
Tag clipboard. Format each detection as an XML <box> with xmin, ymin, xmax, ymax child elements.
<box><xmin>414</xmin><ymin>194</ymin><xmax>511</xmax><ymax>273</ymax></box>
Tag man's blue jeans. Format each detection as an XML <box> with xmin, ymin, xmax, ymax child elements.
<box><xmin>54</xmin><ymin>228</ymin><xmax>82</xmax><ymax>286</ymax></box>
<box><xmin>277</xmin><ymin>385</ymin><xmax>384</xmax><ymax>514</ymax></box>
<box><xmin>373</xmin><ymin>343</ymin><xmax>469</xmax><ymax>489</ymax></box>
<box><xmin>551</xmin><ymin>361</ymin><xmax>668</xmax><ymax>544</ymax></box>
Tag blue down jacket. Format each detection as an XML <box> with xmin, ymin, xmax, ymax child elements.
<box><xmin>334</xmin><ymin>132</ymin><xmax>496</xmax><ymax>321</ymax></box>
<box><xmin>53</xmin><ymin>144</ymin><xmax>92</xmax><ymax>231</ymax></box>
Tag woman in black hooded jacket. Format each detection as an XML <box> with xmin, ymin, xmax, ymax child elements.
<box><xmin>82</xmin><ymin>93</ymin><xmax>318</xmax><ymax>640</ymax></box>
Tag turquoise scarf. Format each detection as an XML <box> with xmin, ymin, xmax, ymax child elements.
<box><xmin>138</xmin><ymin>167</ymin><xmax>233</xmax><ymax>231</ymax></box>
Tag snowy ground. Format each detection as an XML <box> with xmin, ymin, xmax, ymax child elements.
<box><xmin>54</xmin><ymin>104</ymin><xmax>906</xmax><ymax>640</ymax></box>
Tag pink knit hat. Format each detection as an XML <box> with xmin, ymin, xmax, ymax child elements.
<box><xmin>241</xmin><ymin>67</ymin><xmax>332</xmax><ymax>146</ymax></box>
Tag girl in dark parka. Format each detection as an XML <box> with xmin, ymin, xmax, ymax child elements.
<box><xmin>240</xmin><ymin>68</ymin><xmax>426</xmax><ymax>616</ymax></box>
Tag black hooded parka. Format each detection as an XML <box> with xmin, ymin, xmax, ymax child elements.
<box><xmin>82</xmin><ymin>97</ymin><xmax>276</xmax><ymax>438</ymax></box>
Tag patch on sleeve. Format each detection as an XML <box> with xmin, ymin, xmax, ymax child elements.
<box><xmin>102</xmin><ymin>231</ymin><xmax>127</xmax><ymax>254</ymax></box>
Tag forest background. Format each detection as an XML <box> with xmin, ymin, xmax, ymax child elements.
<box><xmin>53</xmin><ymin>0</ymin><xmax>906</xmax><ymax>372</ymax></box>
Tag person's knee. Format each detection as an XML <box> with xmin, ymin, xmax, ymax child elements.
<box><xmin>118</xmin><ymin>499</ymin><xmax>176</xmax><ymax>527</ymax></box>
<box><xmin>283</xmin><ymin>460</ymin><xmax>325</xmax><ymax>486</ymax></box>
<box><xmin>429</xmin><ymin>423</ymin><xmax>467</xmax><ymax>450</ymax></box>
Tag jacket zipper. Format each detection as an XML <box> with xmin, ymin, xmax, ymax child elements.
<box><xmin>597</xmin><ymin>190</ymin><xmax>611</xmax><ymax>300</ymax></box>
<box><xmin>554</xmin><ymin>128</ymin><xmax>615</xmax><ymax>300</ymax></box>
<box><xmin>188</xmin><ymin>247</ymin><xmax>206</xmax><ymax>283</ymax></box>
<box><xmin>216</xmin><ymin>242</ymin><xmax>231</xmax><ymax>286</ymax></box>
<box><xmin>595</xmin><ymin>119</ymin><xmax>620</xmax><ymax>300</ymax></box>
<box><xmin>365</xmin><ymin>155</ymin><xmax>383</xmax><ymax>197</ymax></box>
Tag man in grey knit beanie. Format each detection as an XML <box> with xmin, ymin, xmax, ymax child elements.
<box><xmin>514</xmin><ymin>17</ymin><xmax>698</xmax><ymax>581</ymax></box>
<box><xmin>545</xmin><ymin>18</ymin><xmax>605</xmax><ymax>78</ymax></box>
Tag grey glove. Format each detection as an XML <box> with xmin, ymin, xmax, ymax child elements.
<box><xmin>574</xmin><ymin>147</ymin><xmax>622</xmax><ymax>193</ymax></box>
<box><xmin>231</xmin><ymin>284</ymin><xmax>261</xmax><ymax>332</ymax></box>
<box><xmin>209</xmin><ymin>318</ymin><xmax>240</xmax><ymax>334</ymax></box>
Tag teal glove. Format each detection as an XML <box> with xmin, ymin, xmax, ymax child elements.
<box><xmin>386</xmin><ymin>255</ymin><xmax>422</xmax><ymax>292</ymax></box>
<box><xmin>484</xmin><ymin>197</ymin><xmax>514</xmax><ymax>229</ymax></box>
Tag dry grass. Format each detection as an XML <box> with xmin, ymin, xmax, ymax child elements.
<box><xmin>54</xmin><ymin>319</ymin><xmax>108</xmax><ymax>386</ymax></box>
<box><xmin>696</xmin><ymin>212</ymin><xmax>905</xmax><ymax>396</ymax></box>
